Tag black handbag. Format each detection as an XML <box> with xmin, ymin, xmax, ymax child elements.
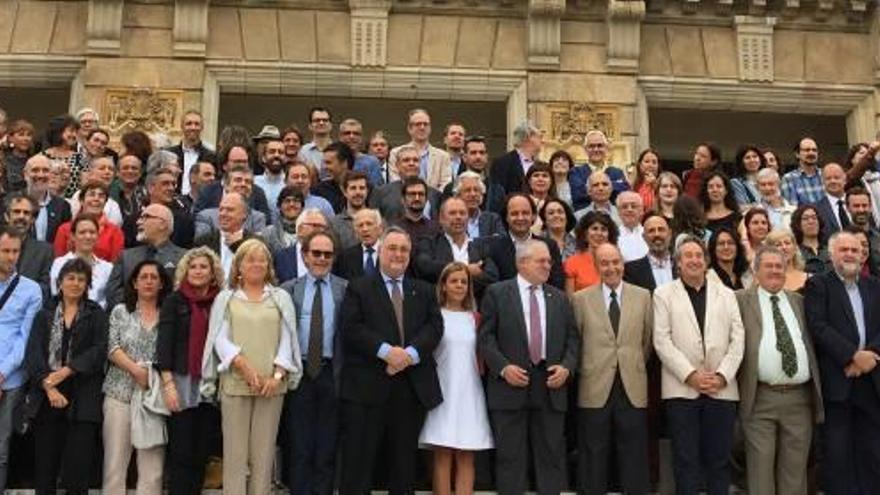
<box><xmin>12</xmin><ymin>390</ymin><xmax>39</xmax><ymax>435</ymax></box>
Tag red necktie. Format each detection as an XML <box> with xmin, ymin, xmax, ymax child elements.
<box><xmin>528</xmin><ymin>285</ymin><xmax>542</xmax><ymax>365</ymax></box>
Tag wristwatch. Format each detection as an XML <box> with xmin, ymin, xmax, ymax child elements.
<box><xmin>273</xmin><ymin>370</ymin><xmax>284</xmax><ymax>381</ymax></box>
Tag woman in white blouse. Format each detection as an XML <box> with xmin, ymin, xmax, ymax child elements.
<box><xmin>50</xmin><ymin>213</ymin><xmax>113</xmax><ymax>308</ymax></box>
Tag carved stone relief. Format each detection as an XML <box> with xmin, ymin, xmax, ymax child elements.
<box><xmin>102</xmin><ymin>88</ymin><xmax>184</xmax><ymax>144</ymax></box>
<box><xmin>533</xmin><ymin>102</ymin><xmax>630</xmax><ymax>168</ymax></box>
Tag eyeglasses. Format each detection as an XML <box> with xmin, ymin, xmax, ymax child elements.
<box><xmin>308</xmin><ymin>250</ymin><xmax>334</xmax><ymax>259</ymax></box>
<box><xmin>139</xmin><ymin>212</ymin><xmax>162</xmax><ymax>221</ymax></box>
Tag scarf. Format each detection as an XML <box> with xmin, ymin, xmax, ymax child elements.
<box><xmin>179</xmin><ymin>281</ymin><xmax>219</xmax><ymax>378</ymax></box>
<box><xmin>280</xmin><ymin>217</ymin><xmax>297</xmax><ymax>234</ymax></box>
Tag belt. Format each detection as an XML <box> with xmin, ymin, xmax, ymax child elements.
<box><xmin>302</xmin><ymin>357</ymin><xmax>333</xmax><ymax>367</ymax></box>
<box><xmin>758</xmin><ymin>381</ymin><xmax>807</xmax><ymax>392</ymax></box>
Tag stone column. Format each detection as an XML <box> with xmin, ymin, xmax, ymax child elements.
<box><xmin>86</xmin><ymin>0</ymin><xmax>124</xmax><ymax>55</ymax></box>
<box><xmin>527</xmin><ymin>0</ymin><xmax>565</xmax><ymax>69</ymax></box>
<box><xmin>349</xmin><ymin>0</ymin><xmax>392</xmax><ymax>67</ymax></box>
<box><xmin>606</xmin><ymin>0</ymin><xmax>645</xmax><ymax>74</ymax></box>
<box><xmin>174</xmin><ymin>0</ymin><xmax>209</xmax><ymax>58</ymax></box>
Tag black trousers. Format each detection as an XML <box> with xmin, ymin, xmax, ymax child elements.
<box><xmin>822</xmin><ymin>377</ymin><xmax>880</xmax><ymax>495</ymax></box>
<box><xmin>490</xmin><ymin>365</ymin><xmax>567</xmax><ymax>495</ymax></box>
<box><xmin>32</xmin><ymin>406</ymin><xmax>99</xmax><ymax>495</ymax></box>
<box><xmin>166</xmin><ymin>402</ymin><xmax>221</xmax><ymax>495</ymax></box>
<box><xmin>287</xmin><ymin>362</ymin><xmax>338</xmax><ymax>495</ymax></box>
<box><xmin>665</xmin><ymin>396</ymin><xmax>736</xmax><ymax>495</ymax></box>
<box><xmin>578</xmin><ymin>376</ymin><xmax>649</xmax><ymax>495</ymax></box>
<box><xmin>340</xmin><ymin>376</ymin><xmax>426</xmax><ymax>495</ymax></box>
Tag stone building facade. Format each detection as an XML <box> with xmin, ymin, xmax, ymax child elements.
<box><xmin>1</xmin><ymin>0</ymin><xmax>877</xmax><ymax>168</ymax></box>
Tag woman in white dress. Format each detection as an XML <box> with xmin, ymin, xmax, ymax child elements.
<box><xmin>419</xmin><ymin>261</ymin><xmax>493</xmax><ymax>495</ymax></box>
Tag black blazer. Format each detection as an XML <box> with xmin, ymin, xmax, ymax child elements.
<box><xmin>489</xmin><ymin>149</ymin><xmax>526</xmax><ymax>197</ymax></box>
<box><xmin>123</xmin><ymin>200</ymin><xmax>195</xmax><ymax>249</ymax></box>
<box><xmin>156</xmin><ymin>290</ymin><xmax>219</xmax><ymax>376</ymax></box>
<box><xmin>489</xmin><ymin>234</ymin><xmax>565</xmax><ymax>289</ymax></box>
<box><xmin>42</xmin><ymin>196</ymin><xmax>72</xmax><ymax>244</ymax></box>
<box><xmin>339</xmin><ymin>274</ymin><xmax>443</xmax><ymax>409</ymax></box>
<box><xmin>333</xmin><ymin>243</ymin><xmax>369</xmax><ymax>281</ymax></box>
<box><xmin>815</xmin><ymin>195</ymin><xmax>842</xmax><ymax>243</ymax></box>
<box><xmin>18</xmin><ymin>237</ymin><xmax>53</xmax><ymax>301</ymax></box>
<box><xmin>24</xmin><ymin>300</ymin><xmax>109</xmax><ymax>423</ymax></box>
<box><xmin>623</xmin><ymin>255</ymin><xmax>676</xmax><ymax>293</ymax></box>
<box><xmin>414</xmin><ymin>233</ymin><xmax>498</xmax><ymax>297</ymax></box>
<box><xmin>478</xmin><ymin>279</ymin><xmax>580</xmax><ymax>412</ymax></box>
<box><xmin>805</xmin><ymin>271</ymin><xmax>880</xmax><ymax>403</ymax></box>
<box><xmin>166</xmin><ymin>142</ymin><xmax>216</xmax><ymax>193</ymax></box>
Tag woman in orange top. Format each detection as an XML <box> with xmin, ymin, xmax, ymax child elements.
<box><xmin>54</xmin><ymin>181</ymin><xmax>125</xmax><ymax>262</ymax></box>
<box><xmin>632</xmin><ymin>148</ymin><xmax>661</xmax><ymax>211</ymax></box>
<box><xmin>563</xmin><ymin>210</ymin><xmax>619</xmax><ymax>295</ymax></box>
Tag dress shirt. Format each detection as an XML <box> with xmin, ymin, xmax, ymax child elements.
<box><xmin>303</xmin><ymin>193</ymin><xmax>336</xmax><ymax>218</ymax></box>
<box><xmin>602</xmin><ymin>282</ymin><xmax>623</xmax><ymax>311</ymax></box>
<box><xmin>760</xmin><ymin>198</ymin><xmax>796</xmax><ymax>229</ymax></box>
<box><xmin>50</xmin><ymin>252</ymin><xmax>113</xmax><ymax>308</ymax></box>
<box><xmin>445</xmin><ymin>234</ymin><xmax>470</xmax><ymax>263</ymax></box>
<box><xmin>219</xmin><ymin>231</ymin><xmax>239</xmax><ymax>280</ymax></box>
<box><xmin>756</xmin><ymin>287</ymin><xmax>811</xmax><ymax>385</ymax></box>
<box><xmin>354</xmin><ymin>153</ymin><xmax>384</xmax><ymax>186</ymax></box>
<box><xmin>781</xmin><ymin>167</ymin><xmax>824</xmax><ymax>205</ymax></box>
<box><xmin>618</xmin><ymin>224</ymin><xmax>649</xmax><ymax>262</ymax></box>
<box><xmin>254</xmin><ymin>172</ymin><xmax>285</xmax><ymax>223</ymax></box>
<box><xmin>419</xmin><ymin>147</ymin><xmax>430</xmax><ymax>181</ymax></box>
<box><xmin>298</xmin><ymin>274</ymin><xmax>336</xmax><ymax>359</ymax></box>
<box><xmin>34</xmin><ymin>191</ymin><xmax>50</xmax><ymax>241</ymax></box>
<box><xmin>181</xmin><ymin>144</ymin><xmax>199</xmax><ymax>195</ymax></box>
<box><xmin>825</xmin><ymin>192</ymin><xmax>849</xmax><ymax>229</ymax></box>
<box><xmin>467</xmin><ymin>214</ymin><xmax>480</xmax><ymax>239</ymax></box>
<box><xmin>0</xmin><ymin>272</ymin><xmax>42</xmax><ymax>390</ymax></box>
<box><xmin>376</xmin><ymin>272</ymin><xmax>420</xmax><ymax>364</ymax></box>
<box><xmin>299</xmin><ymin>142</ymin><xmax>325</xmax><ymax>177</ymax></box>
<box><xmin>517</xmin><ymin>274</ymin><xmax>546</xmax><ymax>359</ymax></box>
<box><xmin>296</xmin><ymin>242</ymin><xmax>307</xmax><ymax>278</ymax></box>
<box><xmin>839</xmin><ymin>274</ymin><xmax>867</xmax><ymax>348</ymax></box>
<box><xmin>649</xmin><ymin>253</ymin><xmax>674</xmax><ymax>287</ymax></box>
<box><xmin>683</xmin><ymin>279</ymin><xmax>707</xmax><ymax>335</ymax></box>
<box><xmin>362</xmin><ymin>242</ymin><xmax>379</xmax><ymax>269</ymax></box>
<box><xmin>450</xmin><ymin>154</ymin><xmax>462</xmax><ymax>178</ymax></box>
<box><xmin>517</xmin><ymin>149</ymin><xmax>534</xmax><ymax>176</ymax></box>
<box><xmin>575</xmin><ymin>202</ymin><xmax>621</xmax><ymax>225</ymax></box>
<box><xmin>214</xmin><ymin>286</ymin><xmax>297</xmax><ymax>372</ymax></box>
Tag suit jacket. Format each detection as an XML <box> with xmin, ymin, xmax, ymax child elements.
<box><xmin>368</xmin><ymin>180</ymin><xmax>441</xmax><ymax>222</ymax></box>
<box><xmin>281</xmin><ymin>274</ymin><xmax>348</xmax><ymax>388</ymax></box>
<box><xmin>568</xmin><ymin>165</ymin><xmax>630</xmax><ymax>211</ymax></box>
<box><xmin>572</xmin><ymin>282</ymin><xmax>653</xmax><ymax>408</ymax></box>
<box><xmin>815</xmin><ymin>195</ymin><xmax>843</xmax><ymax>242</ymax></box>
<box><xmin>166</xmin><ymin>141</ymin><xmax>216</xmax><ymax>194</ymax></box>
<box><xmin>414</xmin><ymin>233</ymin><xmax>499</xmax><ymax>297</ymax></box>
<box><xmin>805</xmin><ymin>271</ymin><xmax>880</xmax><ymax>402</ymax></box>
<box><xmin>339</xmin><ymin>273</ymin><xmax>443</xmax><ymax>409</ymax></box>
<box><xmin>25</xmin><ymin>300</ymin><xmax>108</xmax><ymax>423</ymax></box>
<box><xmin>333</xmin><ymin>243</ymin><xmax>369</xmax><ymax>281</ymax></box>
<box><xmin>652</xmin><ymin>277</ymin><xmax>745</xmax><ymax>401</ymax></box>
<box><xmin>18</xmin><ymin>237</ymin><xmax>53</xmax><ymax>301</ymax></box>
<box><xmin>193</xmin><ymin>208</ymin><xmax>267</xmax><ymax>239</ymax></box>
<box><xmin>122</xmin><ymin>199</ymin><xmax>195</xmax><ymax>249</ymax></box>
<box><xmin>388</xmin><ymin>142</ymin><xmax>452</xmax><ymax>191</ymax></box>
<box><xmin>273</xmin><ymin>242</ymin><xmax>302</xmax><ymax>285</ymax></box>
<box><xmin>624</xmin><ymin>255</ymin><xmax>675</xmax><ymax>293</ymax></box>
<box><xmin>490</xmin><ymin>149</ymin><xmax>526</xmax><ymax>197</ymax></box>
<box><xmin>489</xmin><ymin>234</ymin><xmax>565</xmax><ymax>289</ymax></box>
<box><xmin>479</xmin><ymin>278</ymin><xmax>580</xmax><ymax>412</ymax></box>
<box><xmin>38</xmin><ymin>195</ymin><xmax>72</xmax><ymax>244</ymax></box>
<box><xmin>735</xmin><ymin>286</ymin><xmax>824</xmax><ymax>423</ymax></box>
<box><xmin>193</xmin><ymin>181</ymin><xmax>272</xmax><ymax>222</ymax></box>
<box><xmin>193</xmin><ymin>230</ymin><xmax>257</xmax><ymax>258</ymax></box>
<box><xmin>477</xmin><ymin>211</ymin><xmax>506</xmax><ymax>239</ymax></box>
<box><xmin>106</xmin><ymin>241</ymin><xmax>187</xmax><ymax>309</ymax></box>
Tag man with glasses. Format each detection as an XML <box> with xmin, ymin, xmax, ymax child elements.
<box><xmin>281</xmin><ymin>231</ymin><xmax>347</xmax><ymax>494</ymax></box>
<box><xmin>106</xmin><ymin>203</ymin><xmax>185</xmax><ymax>307</ymax></box>
<box><xmin>371</xmin><ymin>146</ymin><xmax>441</xmax><ymax>222</ymax></box>
<box><xmin>569</xmin><ymin>130</ymin><xmax>629</xmax><ymax>211</ymax></box>
<box><xmin>299</xmin><ymin>107</ymin><xmax>334</xmax><ymax>178</ymax></box>
<box><xmin>387</xmin><ymin>109</ymin><xmax>452</xmax><ymax>190</ymax></box>
<box><xmin>122</xmin><ymin>167</ymin><xmax>195</xmax><ymax>249</ymax></box>
<box><xmin>24</xmin><ymin>154</ymin><xmax>71</xmax><ymax>244</ymax></box>
<box><xmin>274</xmin><ymin>208</ymin><xmax>329</xmax><ymax>284</ymax></box>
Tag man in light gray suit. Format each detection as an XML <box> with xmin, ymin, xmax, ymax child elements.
<box><xmin>479</xmin><ymin>239</ymin><xmax>580</xmax><ymax>494</ymax></box>
<box><xmin>194</xmin><ymin>193</ymin><xmax>266</xmax><ymax>239</ymax></box>
<box><xmin>281</xmin><ymin>230</ymin><xmax>347</xmax><ymax>495</ymax></box>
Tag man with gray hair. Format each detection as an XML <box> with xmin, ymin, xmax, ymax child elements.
<box><xmin>194</xmin><ymin>192</ymin><xmax>260</xmax><ymax>277</ymax></box>
<box><xmin>616</xmin><ymin>191</ymin><xmax>649</xmax><ymax>261</ymax></box>
<box><xmin>334</xmin><ymin>208</ymin><xmax>384</xmax><ymax>281</ymax></box>
<box><xmin>453</xmin><ymin>170</ymin><xmax>505</xmax><ymax>238</ymax></box>
<box><xmin>274</xmin><ymin>207</ymin><xmax>329</xmax><ymax>283</ymax></box>
<box><xmin>387</xmin><ymin>108</ymin><xmax>452</xmax><ymax>190</ymax></box>
<box><xmin>443</xmin><ymin>135</ymin><xmax>506</xmax><ymax>215</ymax></box>
<box><xmin>736</xmin><ymin>244</ymin><xmax>822</xmax><ymax>495</ymax></box>
<box><xmin>122</xmin><ymin>166</ymin><xmax>194</xmax><ymax>248</ymax></box>
<box><xmin>24</xmin><ymin>154</ymin><xmax>71</xmax><ymax>243</ymax></box>
<box><xmin>490</xmin><ymin>120</ymin><xmax>542</xmax><ymax>196</ymax></box>
<box><xmin>570</xmin><ymin>129</ymin><xmax>630</xmax><ymax>211</ymax></box>
<box><xmin>338</xmin><ymin>118</ymin><xmax>384</xmax><ymax>186</ymax></box>
<box><xmin>757</xmin><ymin>167</ymin><xmax>797</xmax><ymax>228</ymax></box>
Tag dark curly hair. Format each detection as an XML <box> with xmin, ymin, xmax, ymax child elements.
<box><xmin>790</xmin><ymin>204</ymin><xmax>825</xmax><ymax>245</ymax></box>
<box><xmin>708</xmin><ymin>226</ymin><xmax>749</xmax><ymax>283</ymax></box>
<box><xmin>44</xmin><ymin>114</ymin><xmax>78</xmax><ymax>149</ymax></box>
<box><xmin>574</xmin><ymin>210</ymin><xmax>619</xmax><ymax>250</ymax></box>
<box><xmin>733</xmin><ymin>144</ymin><xmax>766</xmax><ymax>179</ymax></box>
<box><xmin>56</xmin><ymin>257</ymin><xmax>93</xmax><ymax>296</ymax></box>
<box><xmin>123</xmin><ymin>259</ymin><xmax>172</xmax><ymax>313</ymax></box>
<box><xmin>539</xmin><ymin>198</ymin><xmax>576</xmax><ymax>233</ymax></box>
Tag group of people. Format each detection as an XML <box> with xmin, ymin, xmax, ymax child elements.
<box><xmin>0</xmin><ymin>104</ymin><xmax>877</xmax><ymax>495</ymax></box>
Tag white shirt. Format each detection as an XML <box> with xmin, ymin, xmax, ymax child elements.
<box><xmin>445</xmin><ymin>234</ymin><xmax>470</xmax><ymax>263</ymax></box>
<box><xmin>219</xmin><ymin>230</ymin><xmax>243</xmax><ymax>283</ymax></box>
<box><xmin>649</xmin><ymin>253</ymin><xmax>674</xmax><ymax>287</ymax></box>
<box><xmin>49</xmin><ymin>252</ymin><xmax>113</xmax><ymax>309</ymax></box>
<box><xmin>601</xmin><ymin>282</ymin><xmax>623</xmax><ymax>311</ymax></box>
<box><xmin>825</xmin><ymin>192</ymin><xmax>849</xmax><ymax>229</ymax></box>
<box><xmin>296</xmin><ymin>242</ymin><xmax>307</xmax><ymax>278</ymax></box>
<box><xmin>516</xmin><ymin>274</ymin><xmax>546</xmax><ymax>359</ymax></box>
<box><xmin>618</xmin><ymin>224</ymin><xmax>649</xmax><ymax>262</ymax></box>
<box><xmin>181</xmin><ymin>144</ymin><xmax>200</xmax><ymax>195</ymax></box>
<box><xmin>756</xmin><ymin>287</ymin><xmax>811</xmax><ymax>385</ymax></box>
<box><xmin>362</xmin><ymin>242</ymin><xmax>379</xmax><ymax>269</ymax></box>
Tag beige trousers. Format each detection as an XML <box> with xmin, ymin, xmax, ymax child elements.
<box><xmin>220</xmin><ymin>392</ymin><xmax>284</xmax><ymax>495</ymax></box>
<box><xmin>742</xmin><ymin>384</ymin><xmax>814</xmax><ymax>495</ymax></box>
<box><xmin>102</xmin><ymin>396</ymin><xmax>165</xmax><ymax>495</ymax></box>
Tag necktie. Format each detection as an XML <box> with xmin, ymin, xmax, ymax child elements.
<box><xmin>528</xmin><ymin>285</ymin><xmax>542</xmax><ymax>365</ymax></box>
<box><xmin>390</xmin><ymin>279</ymin><xmax>404</xmax><ymax>343</ymax></box>
<box><xmin>609</xmin><ymin>289</ymin><xmax>620</xmax><ymax>336</ymax></box>
<box><xmin>306</xmin><ymin>279</ymin><xmax>324</xmax><ymax>379</ymax></box>
<box><xmin>770</xmin><ymin>294</ymin><xmax>798</xmax><ymax>377</ymax></box>
<box><xmin>838</xmin><ymin>199</ymin><xmax>851</xmax><ymax>228</ymax></box>
<box><xmin>364</xmin><ymin>246</ymin><xmax>376</xmax><ymax>276</ymax></box>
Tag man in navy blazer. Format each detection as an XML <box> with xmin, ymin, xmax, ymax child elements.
<box><xmin>274</xmin><ymin>208</ymin><xmax>329</xmax><ymax>284</ymax></box>
<box><xmin>281</xmin><ymin>231</ymin><xmax>347</xmax><ymax>495</ymax></box>
<box><xmin>814</xmin><ymin>163</ymin><xmax>849</xmax><ymax>242</ymax></box>
<box><xmin>805</xmin><ymin>230</ymin><xmax>880</xmax><ymax>494</ymax></box>
<box><xmin>489</xmin><ymin>121</ymin><xmax>542</xmax><ymax>197</ymax></box>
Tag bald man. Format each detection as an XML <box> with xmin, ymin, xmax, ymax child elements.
<box><xmin>23</xmin><ymin>154</ymin><xmax>71</xmax><ymax>243</ymax></box>
<box><xmin>616</xmin><ymin>191</ymin><xmax>649</xmax><ymax>261</ymax></box>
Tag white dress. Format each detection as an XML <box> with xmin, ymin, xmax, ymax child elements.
<box><xmin>419</xmin><ymin>309</ymin><xmax>494</xmax><ymax>450</ymax></box>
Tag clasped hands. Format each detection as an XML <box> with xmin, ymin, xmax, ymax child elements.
<box><xmin>686</xmin><ymin>369</ymin><xmax>726</xmax><ymax>395</ymax></box>
<box><xmin>43</xmin><ymin>368</ymin><xmax>73</xmax><ymax>409</ymax></box>
<box><xmin>232</xmin><ymin>355</ymin><xmax>283</xmax><ymax>396</ymax></box>
<box><xmin>844</xmin><ymin>349</ymin><xmax>880</xmax><ymax>378</ymax></box>
<box><xmin>501</xmin><ymin>364</ymin><xmax>570</xmax><ymax>389</ymax></box>
<box><xmin>384</xmin><ymin>346</ymin><xmax>414</xmax><ymax>376</ymax></box>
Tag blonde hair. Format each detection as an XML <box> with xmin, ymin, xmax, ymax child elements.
<box><xmin>228</xmin><ymin>239</ymin><xmax>277</xmax><ymax>288</ymax></box>
<box><xmin>435</xmin><ymin>261</ymin><xmax>476</xmax><ymax>311</ymax></box>
<box><xmin>764</xmin><ymin>228</ymin><xmax>805</xmax><ymax>270</ymax></box>
<box><xmin>174</xmin><ymin>246</ymin><xmax>224</xmax><ymax>290</ymax></box>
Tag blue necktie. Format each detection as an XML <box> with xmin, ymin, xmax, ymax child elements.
<box><xmin>364</xmin><ymin>246</ymin><xmax>376</xmax><ymax>276</ymax></box>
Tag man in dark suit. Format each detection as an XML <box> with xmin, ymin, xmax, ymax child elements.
<box><xmin>165</xmin><ymin>110</ymin><xmax>216</xmax><ymax>195</ymax></box>
<box><xmin>453</xmin><ymin>171</ymin><xmax>506</xmax><ymax>238</ymax></box>
<box><xmin>489</xmin><ymin>193</ymin><xmax>564</xmax><ymax>289</ymax></box>
<box><xmin>441</xmin><ymin>137</ymin><xmax>505</xmax><ymax>215</ymax></box>
<box><xmin>274</xmin><ymin>208</ymin><xmax>329</xmax><ymax>284</ymax></box>
<box><xmin>624</xmin><ymin>212</ymin><xmax>674</xmax><ymax>292</ymax></box>
<box><xmin>489</xmin><ymin>121</ymin><xmax>542</xmax><ymax>197</ymax></box>
<box><xmin>805</xmin><ymin>230</ymin><xmax>880</xmax><ymax>494</ymax></box>
<box><xmin>370</xmin><ymin>147</ymin><xmax>441</xmax><ymax>223</ymax></box>
<box><xmin>333</xmin><ymin>208</ymin><xmax>382</xmax><ymax>281</ymax></box>
<box><xmin>4</xmin><ymin>192</ymin><xmax>53</xmax><ymax>299</ymax></box>
<box><xmin>281</xmin><ymin>231</ymin><xmax>347</xmax><ymax>495</ymax></box>
<box><xmin>122</xmin><ymin>166</ymin><xmax>195</xmax><ymax>248</ymax></box>
<box><xmin>24</xmin><ymin>154</ymin><xmax>70</xmax><ymax>244</ymax></box>
<box><xmin>339</xmin><ymin>226</ymin><xmax>443</xmax><ymax>495</ymax></box>
<box><xmin>414</xmin><ymin>197</ymin><xmax>498</xmax><ymax>298</ymax></box>
<box><xmin>815</xmin><ymin>163</ymin><xmax>849</xmax><ymax>242</ymax></box>
<box><xmin>479</xmin><ymin>238</ymin><xmax>580</xmax><ymax>494</ymax></box>
<box><xmin>193</xmin><ymin>146</ymin><xmax>272</xmax><ymax>220</ymax></box>
<box><xmin>106</xmin><ymin>203</ymin><xmax>186</xmax><ymax>308</ymax></box>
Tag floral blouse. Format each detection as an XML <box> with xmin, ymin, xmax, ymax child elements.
<box><xmin>102</xmin><ymin>304</ymin><xmax>159</xmax><ymax>403</ymax></box>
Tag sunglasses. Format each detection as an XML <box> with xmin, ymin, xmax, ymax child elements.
<box><xmin>308</xmin><ymin>250</ymin><xmax>334</xmax><ymax>260</ymax></box>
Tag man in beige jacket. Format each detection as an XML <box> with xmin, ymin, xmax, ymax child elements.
<box><xmin>572</xmin><ymin>243</ymin><xmax>652</xmax><ymax>494</ymax></box>
<box><xmin>653</xmin><ymin>235</ymin><xmax>744</xmax><ymax>495</ymax></box>
<box><xmin>387</xmin><ymin>108</ymin><xmax>452</xmax><ymax>190</ymax></box>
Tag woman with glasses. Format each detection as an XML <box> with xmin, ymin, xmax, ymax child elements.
<box><xmin>791</xmin><ymin>204</ymin><xmax>829</xmax><ymax>274</ymax></box>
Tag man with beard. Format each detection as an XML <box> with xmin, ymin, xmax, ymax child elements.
<box><xmin>370</xmin><ymin>146</ymin><xmax>441</xmax><ymax>222</ymax></box>
<box><xmin>3</xmin><ymin>191</ymin><xmax>53</xmax><ymax>299</ymax></box>
<box><xmin>254</xmin><ymin>136</ymin><xmax>287</xmax><ymax>224</ymax></box>
<box><xmin>624</xmin><ymin>212</ymin><xmax>674</xmax><ymax>292</ymax></box>
<box><xmin>313</xmin><ymin>142</ymin><xmax>356</xmax><ymax>214</ymax></box>
<box><xmin>782</xmin><ymin>137</ymin><xmax>824</xmax><ymax>205</ymax></box>
<box><xmin>444</xmin><ymin>123</ymin><xmax>466</xmax><ymax>178</ymax></box>
<box><xmin>23</xmin><ymin>154</ymin><xmax>71</xmax><ymax>244</ymax></box>
<box><xmin>395</xmin><ymin>177</ymin><xmax>441</xmax><ymax>242</ymax></box>
<box><xmin>443</xmin><ymin>136</ymin><xmax>505</xmax><ymax>215</ymax></box>
<box><xmin>122</xmin><ymin>167</ymin><xmax>195</xmax><ymax>248</ymax></box>
<box><xmin>805</xmin><ymin>230</ymin><xmax>880</xmax><ymax>494</ymax></box>
<box><xmin>330</xmin><ymin>171</ymin><xmax>369</xmax><ymax>250</ymax></box>
<box><xmin>845</xmin><ymin>186</ymin><xmax>880</xmax><ymax>275</ymax></box>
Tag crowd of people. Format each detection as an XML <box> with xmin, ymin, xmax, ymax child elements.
<box><xmin>0</xmin><ymin>104</ymin><xmax>878</xmax><ymax>495</ymax></box>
